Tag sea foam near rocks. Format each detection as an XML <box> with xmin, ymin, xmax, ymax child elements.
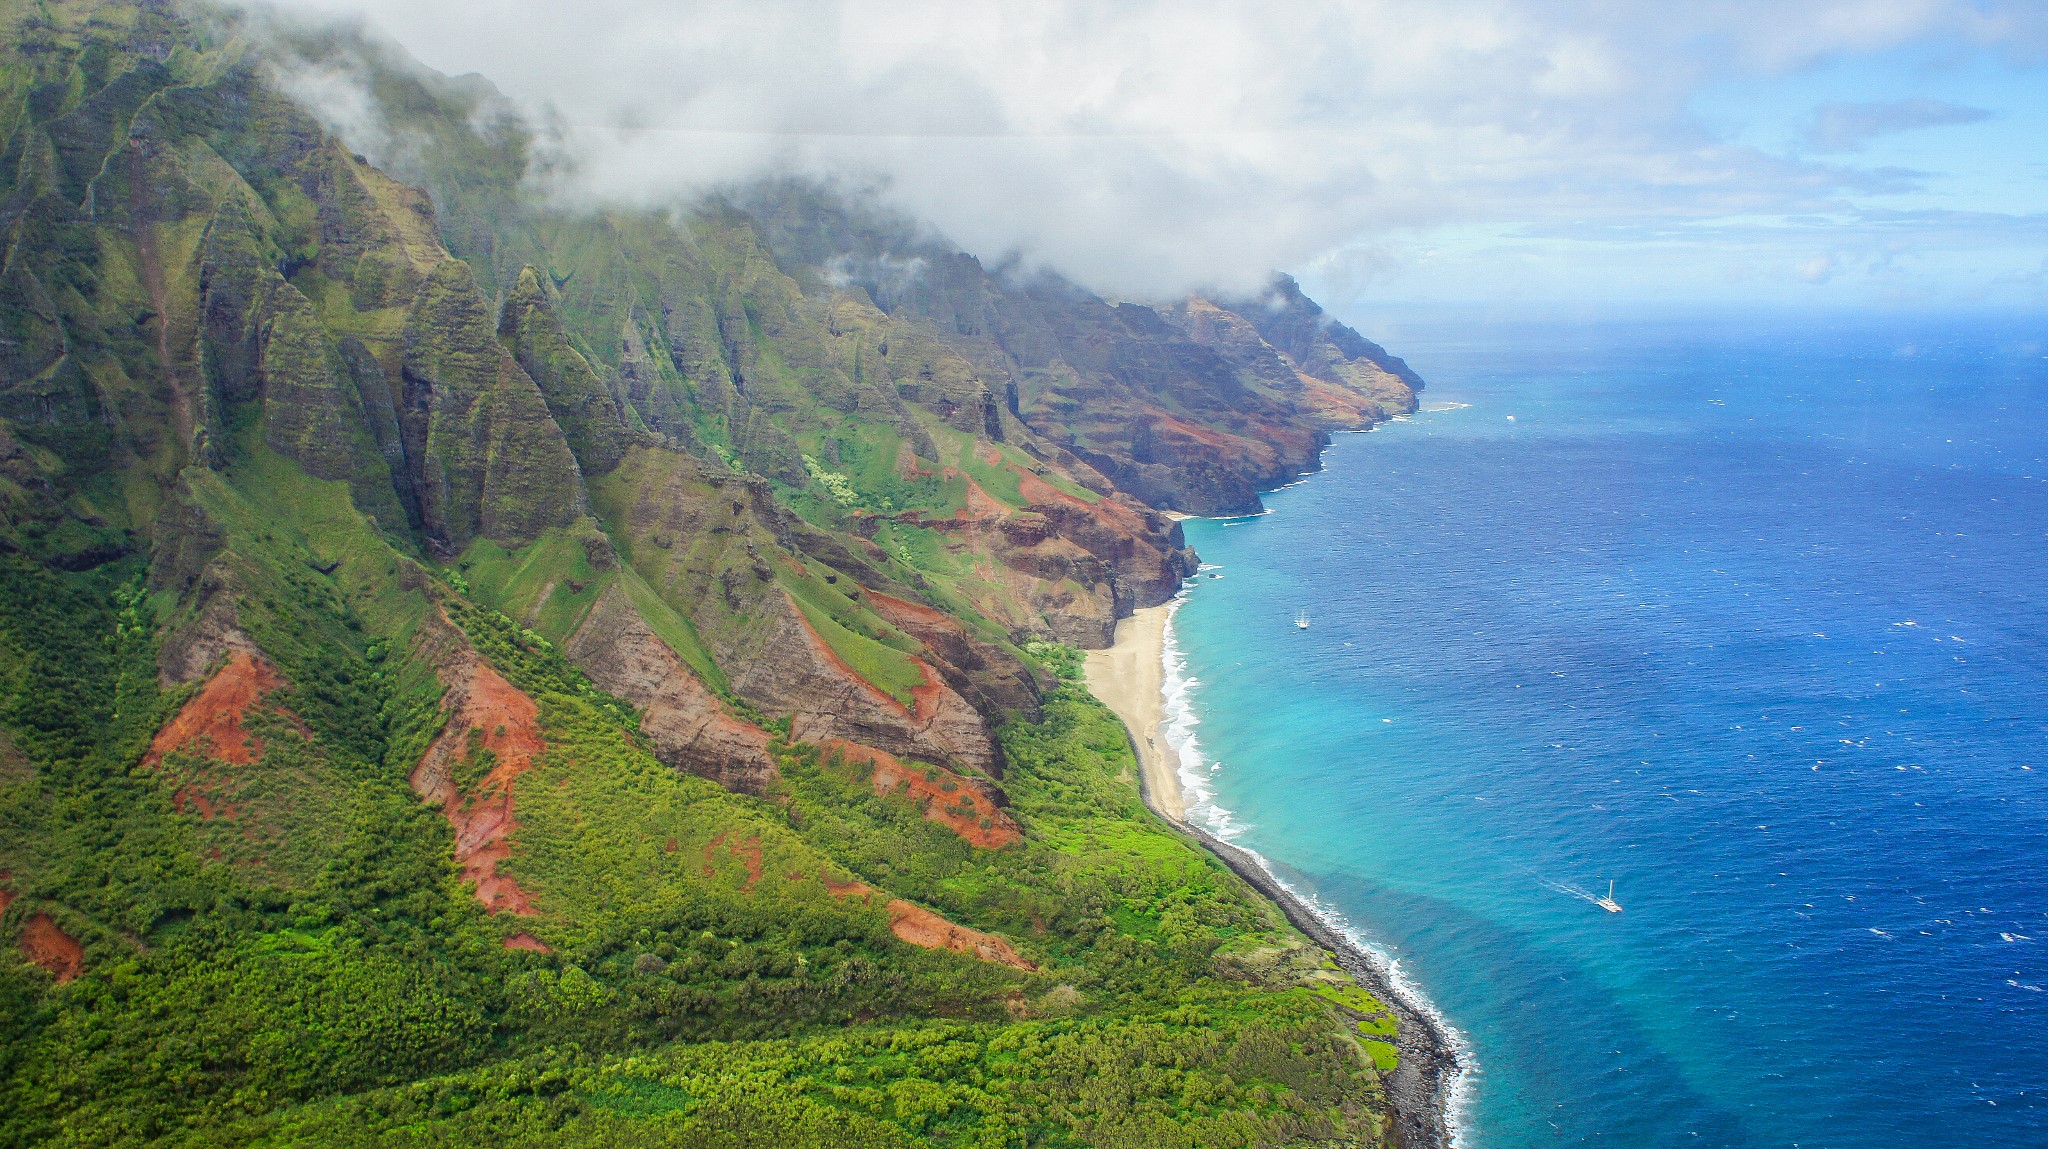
<box><xmin>1158</xmin><ymin>592</ymin><xmax>1475</xmax><ymax>1148</ymax></box>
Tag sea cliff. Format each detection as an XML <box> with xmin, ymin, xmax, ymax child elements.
<box><xmin>0</xmin><ymin>4</ymin><xmax>1431</xmax><ymax>1145</ymax></box>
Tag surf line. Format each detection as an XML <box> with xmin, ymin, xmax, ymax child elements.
<box><xmin>1155</xmin><ymin>574</ymin><xmax>1475</xmax><ymax>1149</ymax></box>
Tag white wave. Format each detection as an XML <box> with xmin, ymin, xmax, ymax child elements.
<box><xmin>1421</xmin><ymin>400</ymin><xmax>1473</xmax><ymax>413</ymax></box>
<box><xmin>1158</xmin><ymin>594</ymin><xmax>1236</xmax><ymax>836</ymax></box>
<box><xmin>1157</xmin><ymin>600</ymin><xmax>1477</xmax><ymax>1147</ymax></box>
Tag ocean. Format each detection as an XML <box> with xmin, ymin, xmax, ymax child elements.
<box><xmin>1161</xmin><ymin>311</ymin><xmax>2048</xmax><ymax>1148</ymax></box>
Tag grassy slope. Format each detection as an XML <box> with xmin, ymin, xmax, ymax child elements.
<box><xmin>0</xmin><ymin>5</ymin><xmax>1402</xmax><ymax>1145</ymax></box>
<box><xmin>130</xmin><ymin>665</ymin><xmax>1392</xmax><ymax>1149</ymax></box>
<box><xmin>1</xmin><ymin>465</ymin><xmax>1397</xmax><ymax>1146</ymax></box>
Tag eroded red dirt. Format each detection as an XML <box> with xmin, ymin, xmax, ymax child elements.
<box><xmin>905</xmin><ymin>660</ymin><xmax>946</xmax><ymax>723</ymax></box>
<box><xmin>502</xmin><ymin>932</ymin><xmax>551</xmax><ymax>953</ymax></box>
<box><xmin>703</xmin><ymin>830</ymin><xmax>764</xmax><ymax>890</ymax></box>
<box><xmin>1011</xmin><ymin>466</ymin><xmax>1084</xmax><ymax>510</ymax></box>
<box><xmin>824</xmin><ymin>738</ymin><xmax>1020</xmax><ymax>848</ymax></box>
<box><xmin>0</xmin><ymin>871</ymin><xmax>14</xmax><ymax>915</ymax></box>
<box><xmin>1151</xmin><ymin>411</ymin><xmax>1272</xmax><ymax>456</ymax></box>
<box><xmin>822</xmin><ymin>871</ymin><xmax>1035</xmax><ymax>970</ymax></box>
<box><xmin>863</xmin><ymin>587</ymin><xmax>954</xmax><ymax>630</ymax></box>
<box><xmin>895</xmin><ymin>441</ymin><xmax>933</xmax><ymax>479</ymax></box>
<box><xmin>409</xmin><ymin>653</ymin><xmax>547</xmax><ymax>915</ymax></box>
<box><xmin>143</xmin><ymin>650</ymin><xmax>299</xmax><ymax>768</ymax></box>
<box><xmin>20</xmin><ymin>913</ymin><xmax>82</xmax><ymax>982</ymax></box>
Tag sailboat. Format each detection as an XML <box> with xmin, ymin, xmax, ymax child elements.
<box><xmin>1294</xmin><ymin>609</ymin><xmax>1310</xmax><ymax>630</ymax></box>
<box><xmin>1595</xmin><ymin>880</ymin><xmax>1622</xmax><ymax>913</ymax></box>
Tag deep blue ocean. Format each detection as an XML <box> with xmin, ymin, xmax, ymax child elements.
<box><xmin>1163</xmin><ymin>312</ymin><xmax>2048</xmax><ymax>1148</ymax></box>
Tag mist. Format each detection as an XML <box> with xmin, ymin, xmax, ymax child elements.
<box><xmin>251</xmin><ymin>0</ymin><xmax>2048</xmax><ymax>305</ymax></box>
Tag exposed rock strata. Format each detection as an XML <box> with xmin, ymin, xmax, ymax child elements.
<box><xmin>860</xmin><ymin>587</ymin><xmax>1043</xmax><ymax>722</ymax></box>
<box><xmin>761</xmin><ymin>594</ymin><xmax>997</xmax><ymax>776</ymax></box>
<box><xmin>498</xmin><ymin>266</ymin><xmax>631</xmax><ymax>476</ymax></box>
<box><xmin>400</xmin><ymin>260</ymin><xmax>587</xmax><ymax>554</ymax></box>
<box><xmin>563</xmin><ymin>581</ymin><xmax>779</xmax><ymax>793</ymax></box>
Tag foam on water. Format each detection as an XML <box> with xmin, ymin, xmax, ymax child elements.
<box><xmin>1158</xmin><ymin>592</ymin><xmax>1479</xmax><ymax>1145</ymax></box>
<box><xmin>1162</xmin><ymin>311</ymin><xmax>2048</xmax><ymax>1148</ymax></box>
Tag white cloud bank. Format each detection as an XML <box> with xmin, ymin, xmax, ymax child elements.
<box><xmin>255</xmin><ymin>0</ymin><xmax>2048</xmax><ymax>302</ymax></box>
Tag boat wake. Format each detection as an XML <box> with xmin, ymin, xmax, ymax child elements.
<box><xmin>1544</xmin><ymin>879</ymin><xmax>1606</xmax><ymax>906</ymax></box>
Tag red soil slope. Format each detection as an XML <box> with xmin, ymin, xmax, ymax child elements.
<box><xmin>822</xmin><ymin>872</ymin><xmax>1035</xmax><ymax>971</ymax></box>
<box><xmin>409</xmin><ymin>654</ymin><xmax>547</xmax><ymax>915</ymax></box>
<box><xmin>862</xmin><ymin>587</ymin><xmax>954</xmax><ymax>631</ymax></box>
<box><xmin>961</xmin><ymin>474</ymin><xmax>1011</xmax><ymax>521</ymax></box>
<box><xmin>20</xmin><ymin>913</ymin><xmax>82</xmax><ymax>982</ymax></box>
<box><xmin>143</xmin><ymin>650</ymin><xmax>297</xmax><ymax>768</ymax></box>
<box><xmin>824</xmin><ymin>738</ymin><xmax>1020</xmax><ymax>848</ymax></box>
<box><xmin>786</xmin><ymin>601</ymin><xmax>977</xmax><ymax>741</ymax></box>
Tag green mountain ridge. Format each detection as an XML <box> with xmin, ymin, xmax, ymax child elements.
<box><xmin>0</xmin><ymin>3</ymin><xmax>1424</xmax><ymax>1146</ymax></box>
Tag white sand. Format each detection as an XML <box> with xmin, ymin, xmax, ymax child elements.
<box><xmin>1082</xmin><ymin>605</ymin><xmax>1185</xmax><ymax>823</ymax></box>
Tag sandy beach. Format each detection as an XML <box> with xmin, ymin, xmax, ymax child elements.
<box><xmin>1082</xmin><ymin>604</ymin><xmax>1186</xmax><ymax>823</ymax></box>
<box><xmin>1082</xmin><ymin>600</ymin><xmax>1457</xmax><ymax>1149</ymax></box>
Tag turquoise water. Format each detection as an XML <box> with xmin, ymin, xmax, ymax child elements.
<box><xmin>1164</xmin><ymin>313</ymin><xmax>2048</xmax><ymax>1148</ymax></box>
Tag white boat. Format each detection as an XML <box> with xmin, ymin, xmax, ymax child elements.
<box><xmin>1595</xmin><ymin>880</ymin><xmax>1622</xmax><ymax>913</ymax></box>
<box><xmin>1294</xmin><ymin>609</ymin><xmax>1310</xmax><ymax>629</ymax></box>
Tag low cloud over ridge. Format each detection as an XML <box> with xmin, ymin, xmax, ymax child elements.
<box><xmin>254</xmin><ymin>0</ymin><xmax>2048</xmax><ymax>301</ymax></box>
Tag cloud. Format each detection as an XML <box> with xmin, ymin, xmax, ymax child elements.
<box><xmin>1802</xmin><ymin>98</ymin><xmax>1994</xmax><ymax>152</ymax></box>
<box><xmin>1796</xmin><ymin>253</ymin><xmax>1841</xmax><ymax>283</ymax></box>
<box><xmin>246</xmin><ymin>0</ymin><xmax>2048</xmax><ymax>299</ymax></box>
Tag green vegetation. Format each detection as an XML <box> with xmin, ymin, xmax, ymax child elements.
<box><xmin>1</xmin><ymin>503</ymin><xmax>1397</xmax><ymax>1144</ymax></box>
<box><xmin>457</xmin><ymin>529</ymin><xmax>609</xmax><ymax>645</ymax></box>
<box><xmin>185</xmin><ymin>995</ymin><xmax>1381</xmax><ymax>1149</ymax></box>
<box><xmin>927</xmin><ymin>419</ymin><xmax>1100</xmax><ymax>508</ymax></box>
<box><xmin>800</xmin><ymin>454</ymin><xmax>862</xmax><ymax>508</ymax></box>
<box><xmin>616</xmin><ymin>567</ymin><xmax>727</xmax><ymax>691</ymax></box>
<box><xmin>0</xmin><ymin>4</ymin><xmax>1412</xmax><ymax>1144</ymax></box>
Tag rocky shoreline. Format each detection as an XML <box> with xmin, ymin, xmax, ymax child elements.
<box><xmin>1177</xmin><ymin>820</ymin><xmax>1459</xmax><ymax>1149</ymax></box>
<box><xmin>1094</xmin><ymin>613</ymin><xmax>1461</xmax><ymax>1149</ymax></box>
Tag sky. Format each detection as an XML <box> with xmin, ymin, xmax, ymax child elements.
<box><xmin>260</xmin><ymin>0</ymin><xmax>2048</xmax><ymax>317</ymax></box>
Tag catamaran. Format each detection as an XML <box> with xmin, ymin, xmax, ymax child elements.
<box><xmin>1595</xmin><ymin>880</ymin><xmax>1622</xmax><ymax>913</ymax></box>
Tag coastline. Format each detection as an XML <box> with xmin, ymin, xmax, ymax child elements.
<box><xmin>1084</xmin><ymin>602</ymin><xmax>1459</xmax><ymax>1149</ymax></box>
<box><xmin>1080</xmin><ymin>606</ymin><xmax>1185</xmax><ymax>823</ymax></box>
